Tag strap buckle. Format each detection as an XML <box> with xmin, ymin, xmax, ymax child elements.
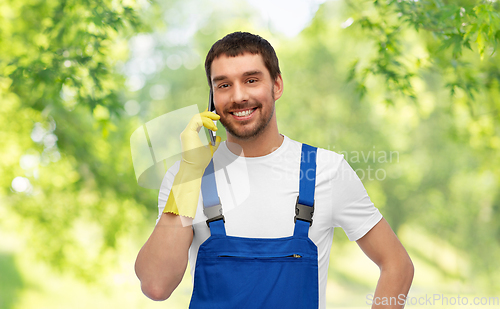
<box><xmin>294</xmin><ymin>196</ymin><xmax>314</xmax><ymax>226</ymax></box>
<box><xmin>204</xmin><ymin>201</ymin><xmax>225</xmax><ymax>227</ymax></box>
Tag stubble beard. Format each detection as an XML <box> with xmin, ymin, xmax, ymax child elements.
<box><xmin>219</xmin><ymin>90</ymin><xmax>276</xmax><ymax>140</ymax></box>
<box><xmin>220</xmin><ymin>102</ymin><xmax>275</xmax><ymax>140</ymax></box>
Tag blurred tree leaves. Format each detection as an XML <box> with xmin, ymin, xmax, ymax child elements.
<box><xmin>347</xmin><ymin>0</ymin><xmax>500</xmax><ymax>105</ymax></box>
<box><xmin>1</xmin><ymin>0</ymin><xmax>145</xmax><ymax>116</ymax></box>
<box><xmin>0</xmin><ymin>0</ymin><xmax>153</xmax><ymax>281</ymax></box>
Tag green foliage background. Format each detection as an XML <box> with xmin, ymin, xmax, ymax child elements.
<box><xmin>0</xmin><ymin>0</ymin><xmax>499</xmax><ymax>308</ymax></box>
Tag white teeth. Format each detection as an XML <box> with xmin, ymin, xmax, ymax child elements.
<box><xmin>232</xmin><ymin>108</ymin><xmax>255</xmax><ymax>117</ymax></box>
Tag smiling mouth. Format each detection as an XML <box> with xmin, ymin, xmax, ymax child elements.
<box><xmin>231</xmin><ymin>108</ymin><xmax>257</xmax><ymax>117</ymax></box>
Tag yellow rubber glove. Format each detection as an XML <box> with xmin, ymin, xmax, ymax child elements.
<box><xmin>163</xmin><ymin>109</ymin><xmax>222</xmax><ymax>218</ymax></box>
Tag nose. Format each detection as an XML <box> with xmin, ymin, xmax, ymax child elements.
<box><xmin>231</xmin><ymin>83</ymin><xmax>249</xmax><ymax>104</ymax></box>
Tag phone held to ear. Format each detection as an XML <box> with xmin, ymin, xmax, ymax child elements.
<box><xmin>208</xmin><ymin>89</ymin><xmax>217</xmax><ymax>146</ymax></box>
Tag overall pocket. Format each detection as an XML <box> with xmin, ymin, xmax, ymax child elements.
<box><xmin>190</xmin><ymin>237</ymin><xmax>318</xmax><ymax>309</ymax></box>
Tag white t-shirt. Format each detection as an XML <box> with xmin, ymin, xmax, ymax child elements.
<box><xmin>157</xmin><ymin>135</ymin><xmax>382</xmax><ymax>309</ymax></box>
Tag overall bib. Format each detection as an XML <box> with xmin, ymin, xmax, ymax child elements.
<box><xmin>189</xmin><ymin>144</ymin><xmax>319</xmax><ymax>309</ymax></box>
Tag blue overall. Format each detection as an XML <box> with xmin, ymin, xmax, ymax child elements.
<box><xmin>189</xmin><ymin>144</ymin><xmax>319</xmax><ymax>309</ymax></box>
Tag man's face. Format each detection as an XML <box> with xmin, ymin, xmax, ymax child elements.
<box><xmin>210</xmin><ymin>52</ymin><xmax>283</xmax><ymax>140</ymax></box>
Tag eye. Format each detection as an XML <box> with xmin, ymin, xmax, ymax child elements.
<box><xmin>247</xmin><ymin>79</ymin><xmax>257</xmax><ymax>84</ymax></box>
<box><xmin>218</xmin><ymin>84</ymin><xmax>229</xmax><ymax>89</ymax></box>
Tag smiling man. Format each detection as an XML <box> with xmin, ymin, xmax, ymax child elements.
<box><xmin>135</xmin><ymin>32</ymin><xmax>414</xmax><ymax>309</ymax></box>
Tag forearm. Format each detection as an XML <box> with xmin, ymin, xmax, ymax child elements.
<box><xmin>371</xmin><ymin>260</ymin><xmax>414</xmax><ymax>308</ymax></box>
<box><xmin>135</xmin><ymin>212</ymin><xmax>193</xmax><ymax>301</ymax></box>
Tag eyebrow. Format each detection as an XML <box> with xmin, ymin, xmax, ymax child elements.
<box><xmin>212</xmin><ymin>70</ymin><xmax>263</xmax><ymax>84</ymax></box>
<box><xmin>243</xmin><ymin>70</ymin><xmax>263</xmax><ymax>77</ymax></box>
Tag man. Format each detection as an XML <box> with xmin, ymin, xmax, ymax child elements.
<box><xmin>135</xmin><ymin>32</ymin><xmax>414</xmax><ymax>308</ymax></box>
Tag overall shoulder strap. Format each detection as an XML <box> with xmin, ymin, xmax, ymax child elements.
<box><xmin>201</xmin><ymin>159</ymin><xmax>226</xmax><ymax>236</ymax></box>
<box><xmin>201</xmin><ymin>143</ymin><xmax>318</xmax><ymax>237</ymax></box>
<box><xmin>294</xmin><ymin>143</ymin><xmax>317</xmax><ymax>237</ymax></box>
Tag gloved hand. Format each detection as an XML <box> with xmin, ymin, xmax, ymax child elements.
<box><xmin>163</xmin><ymin>109</ymin><xmax>222</xmax><ymax>218</ymax></box>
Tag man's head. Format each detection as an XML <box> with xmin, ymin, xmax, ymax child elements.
<box><xmin>206</xmin><ymin>32</ymin><xmax>284</xmax><ymax>142</ymax></box>
<box><xmin>205</xmin><ymin>32</ymin><xmax>281</xmax><ymax>90</ymax></box>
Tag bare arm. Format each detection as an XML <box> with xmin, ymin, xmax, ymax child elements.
<box><xmin>356</xmin><ymin>218</ymin><xmax>414</xmax><ymax>309</ymax></box>
<box><xmin>135</xmin><ymin>213</ymin><xmax>193</xmax><ymax>301</ymax></box>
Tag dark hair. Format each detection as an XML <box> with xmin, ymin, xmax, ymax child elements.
<box><xmin>205</xmin><ymin>32</ymin><xmax>281</xmax><ymax>89</ymax></box>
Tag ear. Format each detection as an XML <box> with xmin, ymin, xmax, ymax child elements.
<box><xmin>273</xmin><ymin>74</ymin><xmax>284</xmax><ymax>101</ymax></box>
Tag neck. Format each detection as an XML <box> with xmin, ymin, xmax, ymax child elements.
<box><xmin>225</xmin><ymin>118</ymin><xmax>284</xmax><ymax>158</ymax></box>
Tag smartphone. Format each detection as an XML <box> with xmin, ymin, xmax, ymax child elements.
<box><xmin>208</xmin><ymin>88</ymin><xmax>217</xmax><ymax>146</ymax></box>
